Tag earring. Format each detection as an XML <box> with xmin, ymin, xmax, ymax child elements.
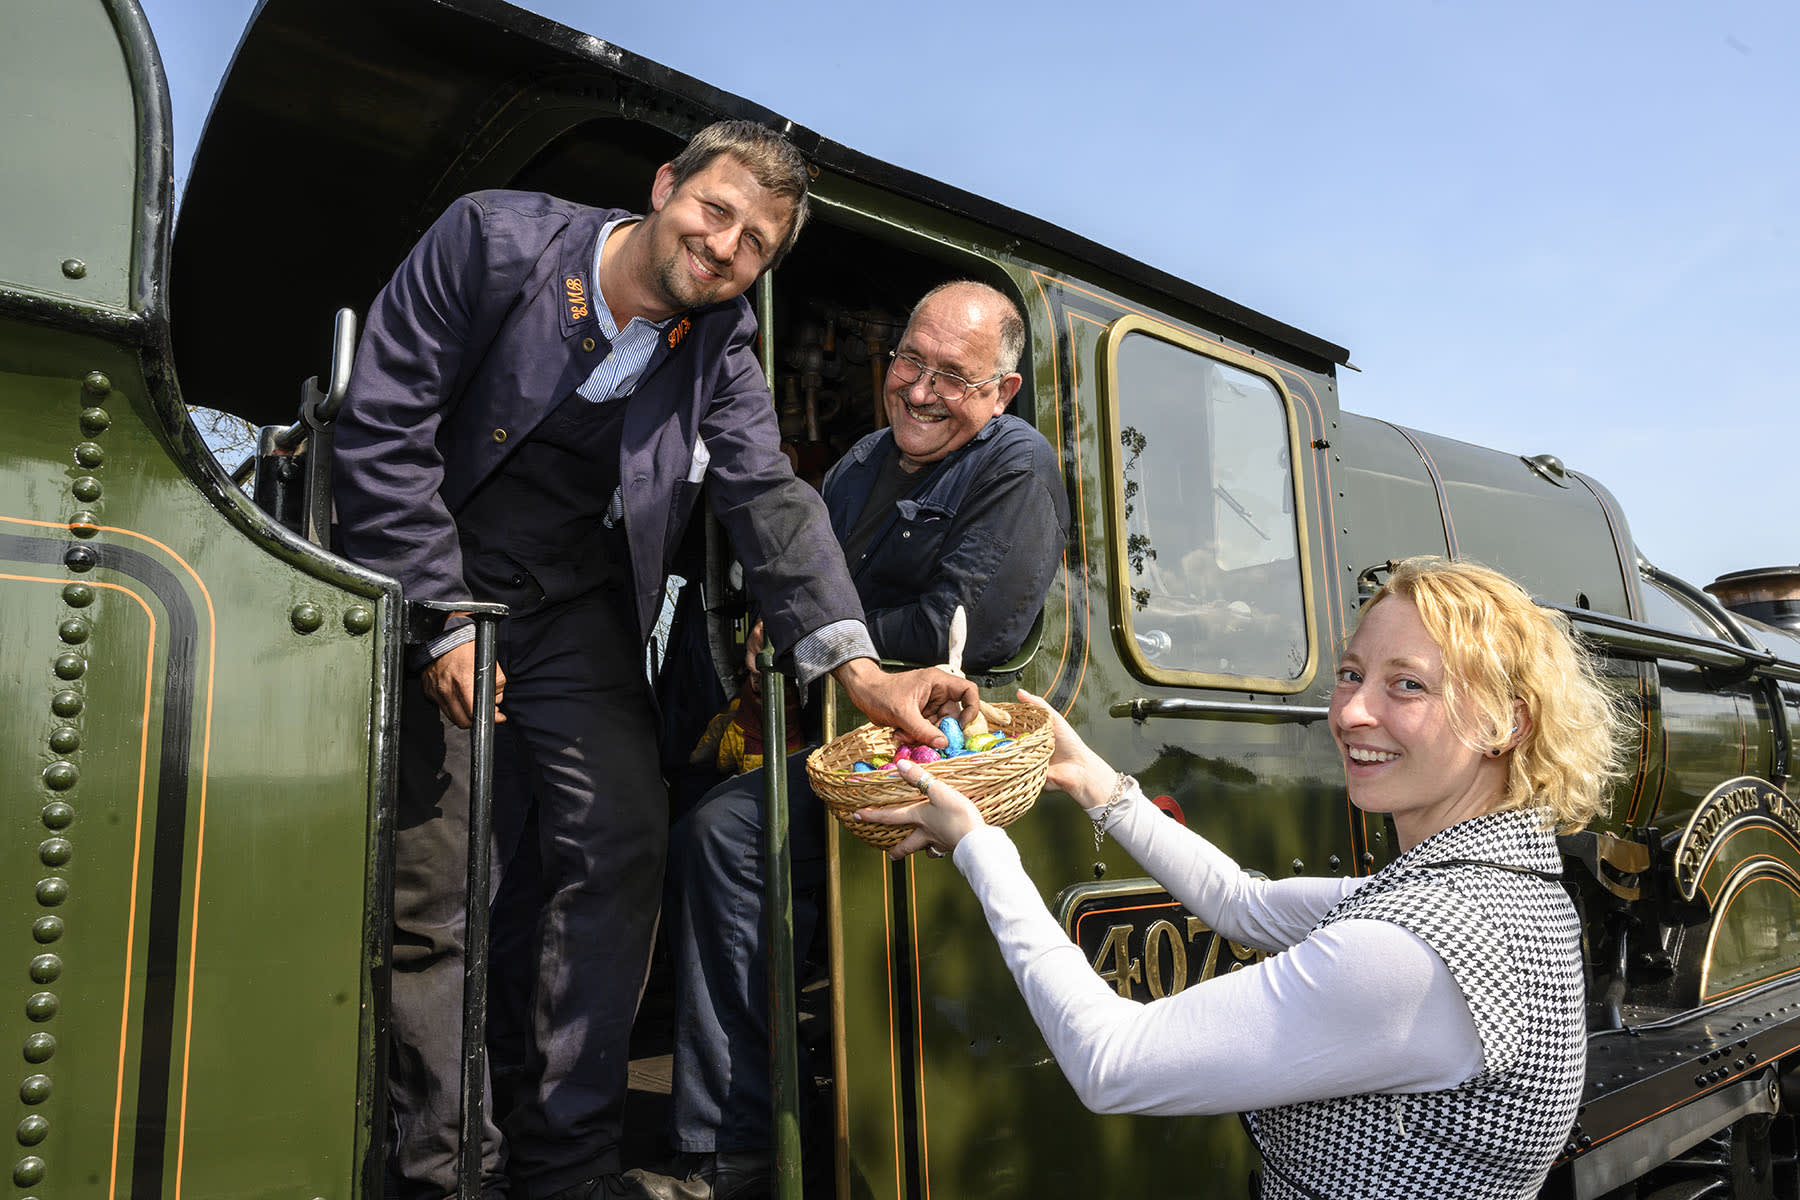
<box><xmin>1490</xmin><ymin>747</ymin><xmax>1503</xmax><ymax>757</ymax></box>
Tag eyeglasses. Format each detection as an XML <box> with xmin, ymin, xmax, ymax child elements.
<box><xmin>887</xmin><ymin>350</ymin><xmax>1004</xmax><ymax>403</ymax></box>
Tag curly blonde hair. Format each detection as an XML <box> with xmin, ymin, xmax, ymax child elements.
<box><xmin>1365</xmin><ymin>558</ymin><xmax>1624</xmax><ymax>831</ymax></box>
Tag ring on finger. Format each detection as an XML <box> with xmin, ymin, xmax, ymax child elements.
<box><xmin>927</xmin><ymin>847</ymin><xmax>945</xmax><ymax>859</ymax></box>
<box><xmin>912</xmin><ymin>769</ymin><xmax>935</xmax><ymax>795</ymax></box>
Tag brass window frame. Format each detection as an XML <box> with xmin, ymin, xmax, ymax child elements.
<box><xmin>1098</xmin><ymin>315</ymin><xmax>1319</xmax><ymax>694</ymax></box>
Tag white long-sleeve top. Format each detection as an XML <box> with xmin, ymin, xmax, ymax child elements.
<box><xmin>951</xmin><ymin>782</ymin><xmax>1486</xmax><ymax>1115</ymax></box>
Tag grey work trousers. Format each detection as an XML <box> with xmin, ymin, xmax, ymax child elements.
<box><xmin>387</xmin><ymin>590</ymin><xmax>665</xmax><ymax>1200</ymax></box>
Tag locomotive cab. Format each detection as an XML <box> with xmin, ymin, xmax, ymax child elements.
<box><xmin>12</xmin><ymin>0</ymin><xmax>1800</xmax><ymax>1196</ymax></box>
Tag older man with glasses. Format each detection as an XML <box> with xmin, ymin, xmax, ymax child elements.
<box><xmin>661</xmin><ymin>279</ymin><xmax>1069</xmax><ymax>1200</ymax></box>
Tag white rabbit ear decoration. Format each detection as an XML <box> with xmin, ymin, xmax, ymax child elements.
<box><xmin>931</xmin><ymin>605</ymin><xmax>1010</xmax><ymax>736</ymax></box>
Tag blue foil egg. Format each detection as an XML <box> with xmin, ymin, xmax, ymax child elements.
<box><xmin>939</xmin><ymin>716</ymin><xmax>966</xmax><ymax>753</ymax></box>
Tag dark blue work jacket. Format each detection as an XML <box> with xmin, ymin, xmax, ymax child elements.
<box><xmin>332</xmin><ymin>190</ymin><xmax>861</xmax><ymax>651</ymax></box>
<box><xmin>823</xmin><ymin>413</ymin><xmax>1069</xmax><ymax>670</ymax></box>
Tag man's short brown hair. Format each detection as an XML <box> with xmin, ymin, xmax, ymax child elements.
<box><xmin>665</xmin><ymin>120</ymin><xmax>811</xmax><ymax>264</ymax></box>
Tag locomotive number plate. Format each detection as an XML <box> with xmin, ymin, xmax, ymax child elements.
<box><xmin>1055</xmin><ymin>879</ymin><xmax>1265</xmax><ymax>1002</ymax></box>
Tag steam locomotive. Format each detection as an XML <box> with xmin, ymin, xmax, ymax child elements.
<box><xmin>7</xmin><ymin>1</ymin><xmax>1800</xmax><ymax>1196</ymax></box>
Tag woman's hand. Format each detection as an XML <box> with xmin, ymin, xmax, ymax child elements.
<box><xmin>1016</xmin><ymin>689</ymin><xmax>1119</xmax><ymax>811</ymax></box>
<box><xmin>856</xmin><ymin>760</ymin><xmax>988</xmax><ymax>861</ymax></box>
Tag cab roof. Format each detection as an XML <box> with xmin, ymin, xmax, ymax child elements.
<box><xmin>171</xmin><ymin>0</ymin><xmax>1350</xmax><ymax>424</ymax></box>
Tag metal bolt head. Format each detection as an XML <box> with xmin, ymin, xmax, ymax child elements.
<box><xmin>61</xmin><ymin>582</ymin><xmax>94</xmax><ymax>607</ymax></box>
<box><xmin>16</xmin><ymin>1114</ymin><xmax>49</xmax><ymax>1145</ymax></box>
<box><xmin>291</xmin><ymin>604</ymin><xmax>324</xmax><ymax>634</ymax></box>
<box><xmin>22</xmin><ymin>1033</ymin><xmax>55</xmax><ymax>1064</ymax></box>
<box><xmin>31</xmin><ymin>917</ymin><xmax>64</xmax><ymax>944</ymax></box>
<box><xmin>41</xmin><ymin>801</ymin><xmax>74</xmax><ymax>830</ymax></box>
<box><xmin>80</xmin><ymin>406</ymin><xmax>111</xmax><ymax>434</ymax></box>
<box><xmin>71</xmin><ymin>476</ymin><xmax>102</xmax><ymax>503</ymax></box>
<box><xmin>343</xmin><ymin>606</ymin><xmax>374</xmax><ymax>635</ymax></box>
<box><xmin>63</xmin><ymin>258</ymin><xmax>88</xmax><ymax>280</ymax></box>
<box><xmin>24</xmin><ymin>992</ymin><xmax>57</xmax><ymax>1022</ymax></box>
<box><xmin>13</xmin><ymin>1153</ymin><xmax>46</xmax><ymax>1186</ymax></box>
<box><xmin>73</xmin><ymin>441</ymin><xmax>105</xmax><ymax>468</ymax></box>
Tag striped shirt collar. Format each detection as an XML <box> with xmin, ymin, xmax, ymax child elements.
<box><xmin>578</xmin><ymin>216</ymin><xmax>672</xmax><ymax>404</ymax></box>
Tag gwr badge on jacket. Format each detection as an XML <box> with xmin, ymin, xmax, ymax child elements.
<box><xmin>565</xmin><ymin>275</ymin><xmax>589</xmax><ymax>322</ymax></box>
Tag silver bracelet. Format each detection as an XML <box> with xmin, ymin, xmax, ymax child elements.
<box><xmin>1089</xmin><ymin>773</ymin><xmax>1135</xmax><ymax>852</ymax></box>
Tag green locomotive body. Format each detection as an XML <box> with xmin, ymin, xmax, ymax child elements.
<box><xmin>7</xmin><ymin>1</ymin><xmax>1800</xmax><ymax>1197</ymax></box>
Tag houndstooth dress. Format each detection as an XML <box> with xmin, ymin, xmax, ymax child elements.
<box><xmin>1246</xmin><ymin>808</ymin><xmax>1586</xmax><ymax>1200</ymax></box>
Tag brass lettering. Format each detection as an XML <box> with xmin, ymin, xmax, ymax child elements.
<box><xmin>1143</xmin><ymin>919</ymin><xmax>1188</xmax><ymax>999</ymax></box>
<box><xmin>1091</xmin><ymin>924</ymin><xmax>1142</xmax><ymax>999</ymax></box>
<box><xmin>1221</xmin><ymin>938</ymin><xmax>1264</xmax><ymax>973</ymax></box>
<box><xmin>1676</xmin><ymin>779</ymin><xmax>1800</xmax><ymax>895</ymax></box>
<box><xmin>1187</xmin><ymin>916</ymin><xmax>1221</xmax><ymax>986</ymax></box>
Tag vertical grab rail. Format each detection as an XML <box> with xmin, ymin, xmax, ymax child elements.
<box><xmin>406</xmin><ymin>598</ymin><xmax>508</xmax><ymax>1200</ymax></box>
<box><xmin>459</xmin><ymin>611</ymin><xmax>503</xmax><ymax>1200</ymax></box>
<box><xmin>759</xmin><ymin>647</ymin><xmax>804</xmax><ymax>1200</ymax></box>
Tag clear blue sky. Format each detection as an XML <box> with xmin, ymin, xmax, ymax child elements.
<box><xmin>140</xmin><ymin>0</ymin><xmax>1799</xmax><ymax>590</ymax></box>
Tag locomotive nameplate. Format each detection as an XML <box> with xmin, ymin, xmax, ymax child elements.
<box><xmin>1055</xmin><ymin>879</ymin><xmax>1265</xmax><ymax>1002</ymax></box>
<box><xmin>1672</xmin><ymin>776</ymin><xmax>1800</xmax><ymax>902</ymax></box>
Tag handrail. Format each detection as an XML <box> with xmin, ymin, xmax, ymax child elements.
<box><xmin>1110</xmin><ymin>697</ymin><xmax>1331</xmax><ymax>723</ymax></box>
<box><xmin>759</xmin><ymin>648</ymin><xmax>803</xmax><ymax>1200</ymax></box>
<box><xmin>404</xmin><ymin>598</ymin><xmax>508</xmax><ymax>1200</ymax></box>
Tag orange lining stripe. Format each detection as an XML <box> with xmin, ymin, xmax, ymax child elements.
<box><xmin>1070</xmin><ymin>898</ymin><xmax>1193</xmax><ymax>941</ymax></box>
<box><xmin>1693</xmin><ymin>821</ymin><xmax>1800</xmax><ymax>906</ymax></box>
<box><xmin>882</xmin><ymin>868</ymin><xmax>902</xmax><ymax>1200</ymax></box>
<box><xmin>1623</xmin><ymin>673</ymin><xmax>1652</xmax><ymax>827</ymax></box>
<box><xmin>907</xmin><ymin>856</ymin><xmax>931</xmax><ymax>1198</ymax></box>
<box><xmin>1061</xmin><ymin>310</ymin><xmax>1092</xmax><ymax>711</ymax></box>
<box><xmin>1579</xmin><ymin>1034</ymin><xmax>1800</xmax><ymax>1157</ymax></box>
<box><xmin>1704</xmin><ymin>874</ymin><xmax>1800</xmax><ymax>1001</ymax></box>
<box><xmin>0</xmin><ymin>571</ymin><xmax>154</xmax><ymax>1200</ymax></box>
<box><xmin>1031</xmin><ymin>274</ymin><xmax>1077</xmax><ymax>696</ymax></box>
<box><xmin>1740</xmin><ymin>699</ymin><xmax>1749</xmax><ymax>777</ymax></box>
<box><xmin>0</xmin><ymin>516</ymin><xmax>217</xmax><ymax>1200</ymax></box>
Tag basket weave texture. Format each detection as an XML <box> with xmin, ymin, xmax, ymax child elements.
<box><xmin>807</xmin><ymin>702</ymin><xmax>1053</xmax><ymax>849</ymax></box>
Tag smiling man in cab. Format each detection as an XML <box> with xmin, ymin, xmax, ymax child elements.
<box><xmin>664</xmin><ymin>280</ymin><xmax>1070</xmax><ymax>1200</ymax></box>
<box><xmin>331</xmin><ymin>120</ymin><xmax>978</xmax><ymax>1200</ymax></box>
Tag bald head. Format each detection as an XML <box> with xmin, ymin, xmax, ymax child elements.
<box><xmin>909</xmin><ymin>281</ymin><xmax>1027</xmax><ymax>376</ymax></box>
<box><xmin>885</xmin><ymin>281</ymin><xmax>1027</xmax><ymax>471</ymax></box>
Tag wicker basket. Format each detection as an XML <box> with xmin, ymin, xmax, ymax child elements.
<box><xmin>806</xmin><ymin>701</ymin><xmax>1053</xmax><ymax>849</ymax></box>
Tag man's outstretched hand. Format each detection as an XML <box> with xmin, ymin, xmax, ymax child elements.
<box><xmin>832</xmin><ymin>657</ymin><xmax>978</xmax><ymax>746</ymax></box>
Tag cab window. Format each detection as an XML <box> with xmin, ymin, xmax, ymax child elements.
<box><xmin>1105</xmin><ymin>323</ymin><xmax>1309</xmax><ymax>688</ymax></box>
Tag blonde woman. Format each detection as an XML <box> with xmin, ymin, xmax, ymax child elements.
<box><xmin>858</xmin><ymin>558</ymin><xmax>1621</xmax><ymax>1199</ymax></box>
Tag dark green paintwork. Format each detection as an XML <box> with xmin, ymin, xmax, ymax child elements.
<box><xmin>11</xmin><ymin>0</ymin><xmax>1800</xmax><ymax>1196</ymax></box>
<box><xmin>1</xmin><ymin>5</ymin><xmax>399</xmax><ymax>1196</ymax></box>
<box><xmin>0</xmin><ymin>323</ymin><xmax>398</xmax><ymax>1197</ymax></box>
<box><xmin>0</xmin><ymin>0</ymin><xmax>137</xmax><ymax>311</ymax></box>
